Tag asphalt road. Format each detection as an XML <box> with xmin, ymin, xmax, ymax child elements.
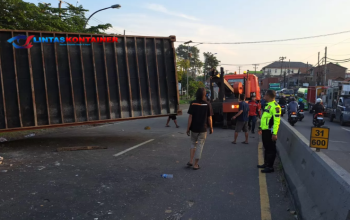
<box><xmin>281</xmin><ymin>112</ymin><xmax>350</xmax><ymax>173</ymax></box>
<box><xmin>0</xmin><ymin>107</ymin><xmax>295</xmax><ymax>220</ymax></box>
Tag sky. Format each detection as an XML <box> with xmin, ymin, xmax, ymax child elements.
<box><xmin>28</xmin><ymin>0</ymin><xmax>350</xmax><ymax>73</ymax></box>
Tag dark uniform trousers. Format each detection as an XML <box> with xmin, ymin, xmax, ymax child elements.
<box><xmin>262</xmin><ymin>130</ymin><xmax>277</xmax><ymax>167</ymax></box>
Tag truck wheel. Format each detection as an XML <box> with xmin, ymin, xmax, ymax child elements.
<box><xmin>329</xmin><ymin>115</ymin><xmax>334</xmax><ymax>122</ymax></box>
<box><xmin>340</xmin><ymin>116</ymin><xmax>345</xmax><ymax>126</ymax></box>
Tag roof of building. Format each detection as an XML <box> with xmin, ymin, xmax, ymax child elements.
<box><xmin>262</xmin><ymin>61</ymin><xmax>312</xmax><ymax>69</ymax></box>
<box><xmin>330</xmin><ymin>77</ymin><xmax>345</xmax><ymax>80</ymax></box>
<box><xmin>312</xmin><ymin>62</ymin><xmax>348</xmax><ymax>70</ymax></box>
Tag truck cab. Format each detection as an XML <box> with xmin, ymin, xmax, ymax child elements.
<box><xmin>326</xmin><ymin>83</ymin><xmax>350</xmax><ymax>125</ymax></box>
<box><xmin>331</xmin><ymin>96</ymin><xmax>350</xmax><ymax>125</ymax></box>
<box><xmin>209</xmin><ymin>68</ymin><xmax>261</xmax><ymax>128</ymax></box>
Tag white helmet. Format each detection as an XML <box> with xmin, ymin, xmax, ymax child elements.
<box><xmin>316</xmin><ymin>98</ymin><xmax>322</xmax><ymax>103</ymax></box>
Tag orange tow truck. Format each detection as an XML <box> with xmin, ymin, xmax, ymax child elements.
<box><xmin>209</xmin><ymin>68</ymin><xmax>261</xmax><ymax>128</ymax></box>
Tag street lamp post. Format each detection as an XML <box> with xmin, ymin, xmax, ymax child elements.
<box><xmin>84</xmin><ymin>4</ymin><xmax>121</xmax><ymax>30</ymax></box>
<box><xmin>184</xmin><ymin>40</ymin><xmax>192</xmax><ymax>99</ymax></box>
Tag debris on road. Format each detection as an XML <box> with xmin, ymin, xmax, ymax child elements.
<box><xmin>161</xmin><ymin>174</ymin><xmax>173</xmax><ymax>179</ymax></box>
<box><xmin>187</xmin><ymin>200</ymin><xmax>195</xmax><ymax>208</ymax></box>
<box><xmin>144</xmin><ymin>126</ymin><xmax>151</xmax><ymax>130</ymax></box>
<box><xmin>24</xmin><ymin>133</ymin><xmax>35</xmax><ymax>138</ymax></box>
<box><xmin>38</xmin><ymin>166</ymin><xmax>45</xmax><ymax>170</ymax></box>
<box><xmin>57</xmin><ymin>146</ymin><xmax>107</xmax><ymax>152</ymax></box>
<box><xmin>0</xmin><ymin>137</ymin><xmax>7</xmax><ymax>142</ymax></box>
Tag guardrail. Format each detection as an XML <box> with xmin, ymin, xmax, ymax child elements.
<box><xmin>277</xmin><ymin>119</ymin><xmax>350</xmax><ymax>220</ymax></box>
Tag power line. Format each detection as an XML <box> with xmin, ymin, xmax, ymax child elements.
<box><xmin>328</xmin><ymin>53</ymin><xmax>350</xmax><ymax>56</ymax></box>
<box><xmin>327</xmin><ymin>57</ymin><xmax>350</xmax><ymax>62</ymax></box>
<box><xmin>178</xmin><ymin>30</ymin><xmax>350</xmax><ymax>45</ymax></box>
<box><xmin>220</xmin><ymin>60</ymin><xmax>276</xmax><ymax>67</ymax></box>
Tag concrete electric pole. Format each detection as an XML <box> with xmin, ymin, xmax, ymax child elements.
<box><xmin>184</xmin><ymin>40</ymin><xmax>192</xmax><ymax>99</ymax></box>
<box><xmin>253</xmin><ymin>64</ymin><xmax>259</xmax><ymax>73</ymax></box>
<box><xmin>324</xmin><ymin>47</ymin><xmax>327</xmax><ymax>86</ymax></box>
<box><xmin>279</xmin><ymin>57</ymin><xmax>286</xmax><ymax>88</ymax></box>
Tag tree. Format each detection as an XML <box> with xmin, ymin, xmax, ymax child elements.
<box><xmin>176</xmin><ymin>44</ymin><xmax>203</xmax><ymax>78</ymax></box>
<box><xmin>203</xmin><ymin>52</ymin><xmax>220</xmax><ymax>74</ymax></box>
<box><xmin>0</xmin><ymin>0</ymin><xmax>112</xmax><ymax>33</ymax></box>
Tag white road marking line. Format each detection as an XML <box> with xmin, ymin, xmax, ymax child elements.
<box><xmin>342</xmin><ymin>127</ymin><xmax>350</xmax><ymax>132</ymax></box>
<box><xmin>113</xmin><ymin>139</ymin><xmax>154</xmax><ymax>157</ymax></box>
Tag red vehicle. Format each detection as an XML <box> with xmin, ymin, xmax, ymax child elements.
<box><xmin>307</xmin><ymin>86</ymin><xmax>328</xmax><ymax>113</ymax></box>
<box><xmin>209</xmin><ymin>69</ymin><xmax>261</xmax><ymax>128</ymax></box>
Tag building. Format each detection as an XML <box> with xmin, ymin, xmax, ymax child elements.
<box><xmin>309</xmin><ymin>62</ymin><xmax>347</xmax><ymax>86</ymax></box>
<box><xmin>262</xmin><ymin>61</ymin><xmax>312</xmax><ymax>77</ymax></box>
<box><xmin>286</xmin><ymin>72</ymin><xmax>313</xmax><ymax>87</ymax></box>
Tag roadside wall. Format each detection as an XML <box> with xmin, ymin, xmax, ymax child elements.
<box><xmin>277</xmin><ymin>120</ymin><xmax>350</xmax><ymax>220</ymax></box>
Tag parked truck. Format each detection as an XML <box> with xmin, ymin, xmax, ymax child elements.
<box><xmin>307</xmin><ymin>86</ymin><xmax>328</xmax><ymax>113</ymax></box>
<box><xmin>0</xmin><ymin>29</ymin><xmax>180</xmax><ymax>132</ymax></box>
<box><xmin>209</xmin><ymin>68</ymin><xmax>261</xmax><ymax>128</ymax></box>
<box><xmin>296</xmin><ymin>88</ymin><xmax>308</xmax><ymax>110</ymax></box>
<box><xmin>325</xmin><ymin>82</ymin><xmax>350</xmax><ymax>125</ymax></box>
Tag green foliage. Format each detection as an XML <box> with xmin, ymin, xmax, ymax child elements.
<box><xmin>203</xmin><ymin>52</ymin><xmax>220</xmax><ymax>73</ymax></box>
<box><xmin>0</xmin><ymin>0</ymin><xmax>112</xmax><ymax>33</ymax></box>
<box><xmin>181</xmin><ymin>76</ymin><xmax>205</xmax><ymax>98</ymax></box>
<box><xmin>176</xmin><ymin>44</ymin><xmax>203</xmax><ymax>78</ymax></box>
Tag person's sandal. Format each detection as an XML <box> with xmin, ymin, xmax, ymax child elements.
<box><xmin>187</xmin><ymin>162</ymin><xmax>193</xmax><ymax>167</ymax></box>
<box><xmin>193</xmin><ymin>165</ymin><xmax>200</xmax><ymax>170</ymax></box>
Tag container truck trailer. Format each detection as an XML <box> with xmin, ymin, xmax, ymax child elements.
<box><xmin>0</xmin><ymin>29</ymin><xmax>180</xmax><ymax>132</ymax></box>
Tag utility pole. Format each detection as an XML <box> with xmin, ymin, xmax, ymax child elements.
<box><xmin>252</xmin><ymin>64</ymin><xmax>259</xmax><ymax>73</ymax></box>
<box><xmin>225</xmin><ymin>70</ymin><xmax>229</xmax><ymax>74</ymax></box>
<box><xmin>279</xmin><ymin>57</ymin><xmax>286</xmax><ymax>88</ymax></box>
<box><xmin>324</xmin><ymin>47</ymin><xmax>327</xmax><ymax>86</ymax></box>
<box><xmin>238</xmin><ymin>66</ymin><xmax>241</xmax><ymax>74</ymax></box>
<box><xmin>59</xmin><ymin>0</ymin><xmax>62</xmax><ymax>17</ymax></box>
<box><xmin>318</xmin><ymin>52</ymin><xmax>320</xmax><ymax>86</ymax></box>
<box><xmin>184</xmin><ymin>40</ymin><xmax>192</xmax><ymax>99</ymax></box>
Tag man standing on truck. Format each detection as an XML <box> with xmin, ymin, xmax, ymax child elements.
<box><xmin>186</xmin><ymin>88</ymin><xmax>214</xmax><ymax>170</ymax></box>
<box><xmin>258</xmin><ymin>90</ymin><xmax>281</xmax><ymax>173</ymax></box>
<box><xmin>248</xmin><ymin>95</ymin><xmax>260</xmax><ymax>134</ymax></box>
<box><xmin>232</xmin><ymin>94</ymin><xmax>250</xmax><ymax>144</ymax></box>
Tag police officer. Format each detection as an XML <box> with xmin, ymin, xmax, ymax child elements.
<box><xmin>257</xmin><ymin>90</ymin><xmax>281</xmax><ymax>173</ymax></box>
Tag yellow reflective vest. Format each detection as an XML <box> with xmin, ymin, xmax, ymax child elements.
<box><xmin>259</xmin><ymin>100</ymin><xmax>281</xmax><ymax>135</ymax></box>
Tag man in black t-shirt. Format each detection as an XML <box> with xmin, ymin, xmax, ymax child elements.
<box><xmin>186</xmin><ymin>88</ymin><xmax>214</xmax><ymax>170</ymax></box>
